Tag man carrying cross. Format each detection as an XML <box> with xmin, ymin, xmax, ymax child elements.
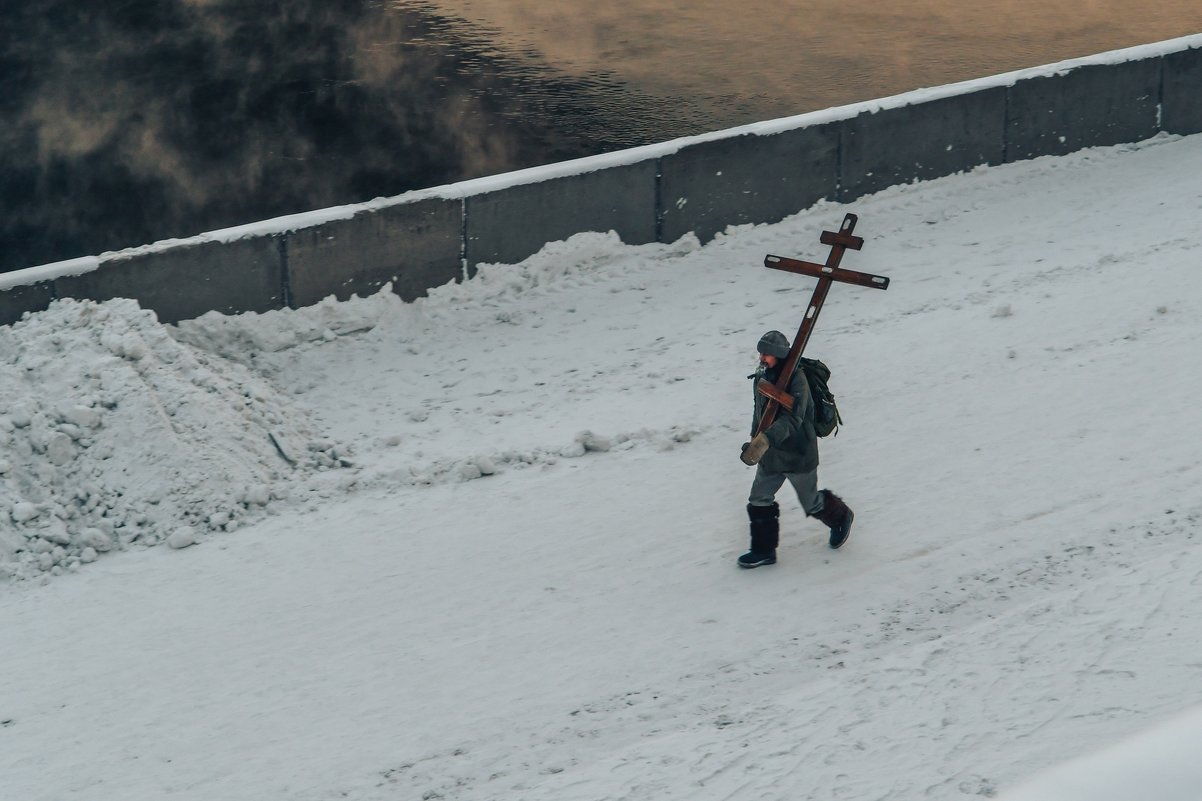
<box><xmin>738</xmin><ymin>328</ymin><xmax>854</xmax><ymax>568</ymax></box>
<box><xmin>736</xmin><ymin>213</ymin><xmax>888</xmax><ymax>569</ymax></box>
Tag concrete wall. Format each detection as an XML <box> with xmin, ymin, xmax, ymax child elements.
<box><xmin>3</xmin><ymin>36</ymin><xmax>1200</xmax><ymax>326</ymax></box>
<box><xmin>659</xmin><ymin>124</ymin><xmax>840</xmax><ymax>245</ymax></box>
<box><xmin>840</xmin><ymin>87</ymin><xmax>1007</xmax><ymax>201</ymax></box>
<box><xmin>0</xmin><ymin>281</ymin><xmax>56</xmax><ymax>326</ymax></box>
<box><xmin>54</xmin><ymin>236</ymin><xmax>286</xmax><ymax>326</ymax></box>
<box><xmin>284</xmin><ymin>197</ymin><xmax>462</xmax><ymax>306</ymax></box>
<box><xmin>1006</xmin><ymin>59</ymin><xmax>1161</xmax><ymax>162</ymax></box>
<box><xmin>1163</xmin><ymin>45</ymin><xmax>1202</xmax><ymax>135</ymax></box>
<box><xmin>464</xmin><ymin>160</ymin><xmax>658</xmax><ymax>273</ymax></box>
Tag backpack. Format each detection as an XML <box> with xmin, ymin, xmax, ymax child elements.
<box><xmin>798</xmin><ymin>357</ymin><xmax>842</xmax><ymax>437</ymax></box>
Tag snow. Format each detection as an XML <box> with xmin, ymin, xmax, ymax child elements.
<box><xmin>3</xmin><ymin>129</ymin><xmax>1202</xmax><ymax>800</ymax></box>
<box><xmin>0</xmin><ymin>298</ymin><xmax>344</xmax><ymax>577</ymax></box>
<box><xmin>998</xmin><ymin>705</ymin><xmax>1202</xmax><ymax>801</ymax></box>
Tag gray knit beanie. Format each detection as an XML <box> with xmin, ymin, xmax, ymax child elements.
<box><xmin>756</xmin><ymin>330</ymin><xmax>790</xmax><ymax>359</ymax></box>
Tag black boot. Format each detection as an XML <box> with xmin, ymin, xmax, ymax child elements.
<box><xmin>814</xmin><ymin>490</ymin><xmax>854</xmax><ymax>549</ymax></box>
<box><xmin>738</xmin><ymin>502</ymin><xmax>779</xmax><ymax>568</ymax></box>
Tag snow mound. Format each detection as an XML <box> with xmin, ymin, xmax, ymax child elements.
<box><xmin>171</xmin><ymin>232</ymin><xmax>702</xmax><ymax>359</ymax></box>
<box><xmin>171</xmin><ymin>281</ymin><xmax>409</xmax><ymax>358</ymax></box>
<box><xmin>0</xmin><ymin>298</ymin><xmax>345</xmax><ymax>581</ymax></box>
<box><xmin>167</xmin><ymin>232</ymin><xmax>715</xmax><ymax>491</ymax></box>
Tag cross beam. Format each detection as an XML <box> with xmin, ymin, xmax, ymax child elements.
<box><xmin>754</xmin><ymin>213</ymin><xmax>890</xmax><ymax>436</ymax></box>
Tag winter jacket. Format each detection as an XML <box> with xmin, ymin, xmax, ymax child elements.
<box><xmin>751</xmin><ymin>363</ymin><xmax>819</xmax><ymax>474</ymax></box>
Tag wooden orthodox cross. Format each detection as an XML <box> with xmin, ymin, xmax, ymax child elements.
<box><xmin>753</xmin><ymin>213</ymin><xmax>890</xmax><ymax>437</ymax></box>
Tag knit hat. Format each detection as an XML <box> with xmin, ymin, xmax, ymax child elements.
<box><xmin>756</xmin><ymin>330</ymin><xmax>790</xmax><ymax>359</ymax></box>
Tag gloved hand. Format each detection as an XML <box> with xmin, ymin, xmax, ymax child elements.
<box><xmin>740</xmin><ymin>433</ymin><xmax>770</xmax><ymax>466</ymax></box>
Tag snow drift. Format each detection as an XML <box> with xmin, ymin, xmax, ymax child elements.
<box><xmin>0</xmin><ymin>298</ymin><xmax>345</xmax><ymax>579</ymax></box>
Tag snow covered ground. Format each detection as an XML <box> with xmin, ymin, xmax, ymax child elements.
<box><xmin>3</xmin><ymin>130</ymin><xmax>1202</xmax><ymax>800</ymax></box>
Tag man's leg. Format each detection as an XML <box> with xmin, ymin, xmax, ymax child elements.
<box><xmin>785</xmin><ymin>467</ymin><xmax>822</xmax><ymax>516</ymax></box>
<box><xmin>814</xmin><ymin>490</ymin><xmax>855</xmax><ymax>549</ymax></box>
<box><xmin>741</xmin><ymin>467</ymin><xmax>785</xmax><ymax>568</ymax></box>
<box><xmin>748</xmin><ymin>466</ymin><xmax>786</xmax><ymax>507</ymax></box>
<box><xmin>786</xmin><ymin>469</ymin><xmax>853</xmax><ymax>548</ymax></box>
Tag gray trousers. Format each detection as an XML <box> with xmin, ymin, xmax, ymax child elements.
<box><xmin>748</xmin><ymin>464</ymin><xmax>823</xmax><ymax>516</ymax></box>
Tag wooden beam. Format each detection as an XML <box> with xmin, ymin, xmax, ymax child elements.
<box><xmin>819</xmin><ymin>229</ymin><xmax>864</xmax><ymax>250</ymax></box>
<box><xmin>764</xmin><ymin>254</ymin><xmax>890</xmax><ymax>290</ymax></box>
<box><xmin>756</xmin><ymin>378</ymin><xmax>795</xmax><ymax>411</ymax></box>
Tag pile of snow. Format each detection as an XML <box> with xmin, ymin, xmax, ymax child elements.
<box><xmin>0</xmin><ymin>298</ymin><xmax>347</xmax><ymax>580</ymax></box>
<box><xmin>0</xmin><ymin>230</ymin><xmax>710</xmax><ymax>583</ymax></box>
<box><xmin>171</xmin><ymin>232</ymin><xmax>712</xmax><ymax>489</ymax></box>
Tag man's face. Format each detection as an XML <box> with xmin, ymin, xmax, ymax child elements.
<box><xmin>759</xmin><ymin>353</ymin><xmax>778</xmax><ymax>369</ymax></box>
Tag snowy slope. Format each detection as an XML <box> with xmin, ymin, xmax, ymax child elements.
<box><xmin>998</xmin><ymin>704</ymin><xmax>1202</xmax><ymax>801</ymax></box>
<box><xmin>2</xmin><ymin>132</ymin><xmax>1202</xmax><ymax>800</ymax></box>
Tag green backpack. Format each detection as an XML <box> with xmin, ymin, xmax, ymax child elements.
<box><xmin>799</xmin><ymin>357</ymin><xmax>842</xmax><ymax>437</ymax></box>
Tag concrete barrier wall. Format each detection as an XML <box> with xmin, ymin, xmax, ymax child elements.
<box><xmin>839</xmin><ymin>87</ymin><xmax>1007</xmax><ymax>201</ymax></box>
<box><xmin>54</xmin><ymin>236</ymin><xmax>286</xmax><ymax>325</ymax></box>
<box><xmin>1163</xmin><ymin>46</ymin><xmax>1202</xmax><ymax>135</ymax></box>
<box><xmin>284</xmin><ymin>197</ymin><xmax>462</xmax><ymax>306</ymax></box>
<box><xmin>2</xmin><ymin>35</ymin><xmax>1200</xmax><ymax>326</ymax></box>
<box><xmin>0</xmin><ymin>281</ymin><xmax>56</xmax><ymax>326</ymax></box>
<box><xmin>464</xmin><ymin>160</ymin><xmax>658</xmax><ymax>273</ymax></box>
<box><xmin>659</xmin><ymin>124</ymin><xmax>840</xmax><ymax>245</ymax></box>
<box><xmin>1006</xmin><ymin>59</ymin><xmax>1162</xmax><ymax>162</ymax></box>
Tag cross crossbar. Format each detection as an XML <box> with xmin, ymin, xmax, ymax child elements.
<box><xmin>764</xmin><ymin>255</ymin><xmax>890</xmax><ymax>290</ymax></box>
<box><xmin>819</xmin><ymin>229</ymin><xmax>865</xmax><ymax>250</ymax></box>
<box><xmin>752</xmin><ymin>213</ymin><xmax>890</xmax><ymax>438</ymax></box>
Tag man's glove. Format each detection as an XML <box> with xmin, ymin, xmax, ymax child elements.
<box><xmin>740</xmin><ymin>433</ymin><xmax>770</xmax><ymax>466</ymax></box>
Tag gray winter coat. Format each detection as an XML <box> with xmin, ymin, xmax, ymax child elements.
<box><xmin>751</xmin><ymin>365</ymin><xmax>819</xmax><ymax>474</ymax></box>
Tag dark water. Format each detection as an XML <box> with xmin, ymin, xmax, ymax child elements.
<box><xmin>3</xmin><ymin>0</ymin><xmax>1201</xmax><ymax>272</ymax></box>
